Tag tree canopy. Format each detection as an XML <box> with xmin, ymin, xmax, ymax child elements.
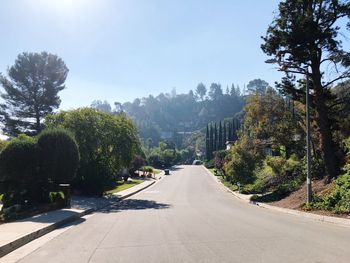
<box><xmin>0</xmin><ymin>52</ymin><xmax>68</xmax><ymax>136</ymax></box>
<box><xmin>261</xmin><ymin>0</ymin><xmax>350</xmax><ymax>179</ymax></box>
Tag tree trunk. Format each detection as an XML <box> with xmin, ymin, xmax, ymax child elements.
<box><xmin>311</xmin><ymin>69</ymin><xmax>338</xmax><ymax>180</ymax></box>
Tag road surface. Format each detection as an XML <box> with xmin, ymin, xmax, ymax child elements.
<box><xmin>14</xmin><ymin>166</ymin><xmax>350</xmax><ymax>262</ymax></box>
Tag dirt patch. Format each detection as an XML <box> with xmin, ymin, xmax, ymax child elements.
<box><xmin>268</xmin><ymin>178</ymin><xmax>350</xmax><ymax>218</ymax></box>
<box><xmin>270</xmin><ymin>178</ymin><xmax>331</xmax><ymax>209</ymax></box>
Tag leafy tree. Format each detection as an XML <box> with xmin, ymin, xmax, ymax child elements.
<box><xmin>91</xmin><ymin>100</ymin><xmax>112</xmax><ymax>113</ymax></box>
<box><xmin>208</xmin><ymin>83</ymin><xmax>223</xmax><ymax>100</ymax></box>
<box><xmin>247</xmin><ymin>79</ymin><xmax>269</xmax><ymax>94</ymax></box>
<box><xmin>244</xmin><ymin>87</ymin><xmax>303</xmax><ymax>157</ymax></box>
<box><xmin>0</xmin><ymin>52</ymin><xmax>68</xmax><ymax>136</ymax></box>
<box><xmin>224</xmin><ymin>134</ymin><xmax>263</xmax><ymax>184</ymax></box>
<box><xmin>261</xmin><ymin>0</ymin><xmax>350</xmax><ymax>179</ymax></box>
<box><xmin>45</xmin><ymin>108</ymin><xmax>141</xmax><ymax>195</ymax></box>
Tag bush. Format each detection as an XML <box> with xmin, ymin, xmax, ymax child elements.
<box><xmin>0</xmin><ymin>135</ymin><xmax>40</xmax><ymax>206</ymax></box>
<box><xmin>0</xmin><ymin>136</ymin><xmax>39</xmax><ymax>185</ymax></box>
<box><xmin>204</xmin><ymin>159</ymin><xmax>215</xmax><ymax>169</ymax></box>
<box><xmin>48</xmin><ymin>191</ymin><xmax>65</xmax><ymax>203</ymax></box>
<box><xmin>310</xmin><ymin>165</ymin><xmax>350</xmax><ymax>213</ymax></box>
<box><xmin>37</xmin><ymin>128</ymin><xmax>80</xmax><ymax>184</ymax></box>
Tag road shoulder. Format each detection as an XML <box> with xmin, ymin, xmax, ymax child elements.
<box><xmin>202</xmin><ymin>165</ymin><xmax>350</xmax><ymax>228</ymax></box>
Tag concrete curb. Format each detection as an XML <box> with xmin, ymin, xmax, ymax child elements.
<box><xmin>202</xmin><ymin>165</ymin><xmax>350</xmax><ymax>228</ymax></box>
<box><xmin>0</xmin><ymin>177</ymin><xmax>160</xmax><ymax>258</ymax></box>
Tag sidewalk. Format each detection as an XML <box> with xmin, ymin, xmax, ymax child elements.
<box><xmin>0</xmin><ymin>175</ymin><xmax>162</xmax><ymax>258</ymax></box>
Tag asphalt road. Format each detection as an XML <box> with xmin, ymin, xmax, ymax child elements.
<box><xmin>17</xmin><ymin>165</ymin><xmax>350</xmax><ymax>263</ymax></box>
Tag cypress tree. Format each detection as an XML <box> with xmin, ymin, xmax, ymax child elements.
<box><xmin>218</xmin><ymin>122</ymin><xmax>223</xmax><ymax>150</ymax></box>
<box><xmin>223</xmin><ymin>122</ymin><xmax>227</xmax><ymax>148</ymax></box>
<box><xmin>209</xmin><ymin>123</ymin><xmax>214</xmax><ymax>159</ymax></box>
<box><xmin>205</xmin><ymin>124</ymin><xmax>210</xmax><ymax>160</ymax></box>
<box><xmin>214</xmin><ymin>122</ymin><xmax>217</xmax><ymax>151</ymax></box>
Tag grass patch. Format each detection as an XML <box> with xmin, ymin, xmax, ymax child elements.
<box><xmin>153</xmin><ymin>168</ymin><xmax>162</xmax><ymax>174</ymax></box>
<box><xmin>105</xmin><ymin>179</ymin><xmax>143</xmax><ymax>194</ymax></box>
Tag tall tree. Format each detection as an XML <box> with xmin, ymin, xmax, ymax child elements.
<box><xmin>223</xmin><ymin>122</ymin><xmax>227</xmax><ymax>146</ymax></box>
<box><xmin>205</xmin><ymin>124</ymin><xmax>210</xmax><ymax>160</ymax></box>
<box><xmin>0</xmin><ymin>52</ymin><xmax>68</xmax><ymax>135</ymax></box>
<box><xmin>209</xmin><ymin>123</ymin><xmax>214</xmax><ymax>158</ymax></box>
<box><xmin>195</xmin><ymin>83</ymin><xmax>207</xmax><ymax>101</ymax></box>
<box><xmin>91</xmin><ymin>100</ymin><xmax>112</xmax><ymax>113</ymax></box>
<box><xmin>261</xmin><ymin>0</ymin><xmax>350</xmax><ymax>179</ymax></box>
<box><xmin>208</xmin><ymin>83</ymin><xmax>223</xmax><ymax>101</ymax></box>
<box><xmin>218</xmin><ymin>122</ymin><xmax>223</xmax><ymax>149</ymax></box>
<box><xmin>247</xmin><ymin>79</ymin><xmax>269</xmax><ymax>94</ymax></box>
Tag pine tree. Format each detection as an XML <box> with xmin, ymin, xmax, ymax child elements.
<box><xmin>0</xmin><ymin>52</ymin><xmax>68</xmax><ymax>135</ymax></box>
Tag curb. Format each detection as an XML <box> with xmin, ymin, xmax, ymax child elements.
<box><xmin>202</xmin><ymin>165</ymin><xmax>350</xmax><ymax>228</ymax></box>
<box><xmin>0</xmin><ymin>178</ymin><xmax>159</xmax><ymax>258</ymax></box>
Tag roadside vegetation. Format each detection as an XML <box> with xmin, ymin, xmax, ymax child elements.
<box><xmin>205</xmin><ymin>0</ymin><xmax>350</xmax><ymax>215</ymax></box>
<box><xmin>1</xmin><ymin>0</ymin><xmax>350</xmax><ymax>221</ymax></box>
<box><xmin>0</xmin><ymin>53</ymin><xmax>150</xmax><ymax>221</ymax></box>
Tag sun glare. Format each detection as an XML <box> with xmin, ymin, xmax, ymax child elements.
<box><xmin>37</xmin><ymin>0</ymin><xmax>95</xmax><ymax>14</ymax></box>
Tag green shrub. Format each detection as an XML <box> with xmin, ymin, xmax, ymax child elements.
<box><xmin>48</xmin><ymin>191</ymin><xmax>65</xmax><ymax>203</ymax></box>
<box><xmin>77</xmin><ymin>159</ymin><xmax>113</xmax><ymax>196</ymax></box>
<box><xmin>0</xmin><ymin>136</ymin><xmax>39</xmax><ymax>185</ymax></box>
<box><xmin>38</xmin><ymin>128</ymin><xmax>80</xmax><ymax>184</ymax></box>
<box><xmin>311</xmin><ymin>167</ymin><xmax>350</xmax><ymax>213</ymax></box>
<box><xmin>0</xmin><ymin>136</ymin><xmax>41</xmax><ymax>206</ymax></box>
<box><xmin>205</xmin><ymin>159</ymin><xmax>215</xmax><ymax>169</ymax></box>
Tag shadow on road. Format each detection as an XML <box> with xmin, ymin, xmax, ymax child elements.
<box><xmin>100</xmin><ymin>199</ymin><xmax>171</xmax><ymax>213</ymax></box>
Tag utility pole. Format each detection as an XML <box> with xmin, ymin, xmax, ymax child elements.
<box><xmin>265</xmin><ymin>59</ymin><xmax>313</xmax><ymax>203</ymax></box>
<box><xmin>305</xmin><ymin>69</ymin><xmax>312</xmax><ymax>204</ymax></box>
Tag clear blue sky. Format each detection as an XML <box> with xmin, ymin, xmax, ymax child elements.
<box><xmin>0</xmin><ymin>0</ymin><xmax>290</xmax><ymax>109</ymax></box>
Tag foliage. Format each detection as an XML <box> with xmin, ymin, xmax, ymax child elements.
<box><xmin>246</xmin><ymin>155</ymin><xmax>303</xmax><ymax>194</ymax></box>
<box><xmin>247</xmin><ymin>79</ymin><xmax>269</xmax><ymax>94</ymax></box>
<box><xmin>0</xmin><ymin>135</ymin><xmax>39</xmax><ymax>185</ymax></box>
<box><xmin>119</xmin><ymin>83</ymin><xmax>245</xmax><ymax>147</ymax></box>
<box><xmin>147</xmin><ymin>141</ymin><xmax>179</xmax><ymax>168</ymax></box>
<box><xmin>48</xmin><ymin>191</ymin><xmax>65</xmax><ymax>203</ymax></box>
<box><xmin>130</xmin><ymin>155</ymin><xmax>146</xmax><ymax>174</ymax></box>
<box><xmin>244</xmin><ymin>87</ymin><xmax>303</xmax><ymax>157</ymax></box>
<box><xmin>204</xmin><ymin>159</ymin><xmax>215</xmax><ymax>169</ymax></box>
<box><xmin>310</xmin><ymin>137</ymin><xmax>350</xmax><ymax>213</ymax></box>
<box><xmin>224</xmin><ymin>135</ymin><xmax>263</xmax><ymax>184</ymax></box>
<box><xmin>37</xmin><ymin>128</ymin><xmax>80</xmax><ymax>184</ymax></box>
<box><xmin>0</xmin><ymin>52</ymin><xmax>68</xmax><ymax>136</ymax></box>
<box><xmin>206</xmin><ymin>118</ymin><xmax>239</xmax><ymax>160</ymax></box>
<box><xmin>0</xmin><ymin>135</ymin><xmax>40</xmax><ymax>207</ymax></box>
<box><xmin>91</xmin><ymin>100</ymin><xmax>112</xmax><ymax>113</ymax></box>
<box><xmin>45</xmin><ymin>108</ymin><xmax>141</xmax><ymax>195</ymax></box>
<box><xmin>262</xmin><ymin>0</ymin><xmax>350</xmax><ymax>179</ymax></box>
<box><xmin>214</xmin><ymin>150</ymin><xmax>228</xmax><ymax>174</ymax></box>
<box><xmin>0</xmin><ymin>140</ymin><xmax>8</xmax><ymax>152</ymax></box>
